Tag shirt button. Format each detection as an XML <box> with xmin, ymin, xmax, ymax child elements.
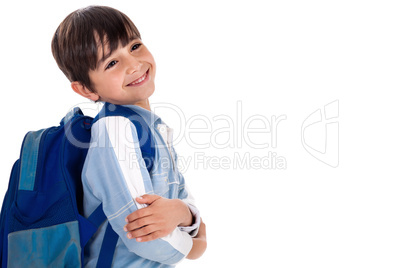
<box><xmin>159</xmin><ymin>125</ymin><xmax>166</xmax><ymax>132</ymax></box>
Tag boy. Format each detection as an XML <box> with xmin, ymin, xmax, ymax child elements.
<box><xmin>51</xmin><ymin>5</ymin><xmax>206</xmax><ymax>267</ymax></box>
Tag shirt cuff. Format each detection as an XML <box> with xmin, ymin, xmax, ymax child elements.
<box><xmin>179</xmin><ymin>203</ymin><xmax>200</xmax><ymax>237</ymax></box>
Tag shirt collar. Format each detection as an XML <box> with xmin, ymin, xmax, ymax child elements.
<box><xmin>121</xmin><ymin>104</ymin><xmax>162</xmax><ymax>127</ymax></box>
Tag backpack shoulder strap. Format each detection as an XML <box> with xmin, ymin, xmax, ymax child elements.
<box><xmin>93</xmin><ymin>103</ymin><xmax>155</xmax><ymax>172</ymax></box>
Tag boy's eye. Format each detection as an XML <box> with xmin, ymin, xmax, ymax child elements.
<box><xmin>131</xmin><ymin>43</ymin><xmax>141</xmax><ymax>51</ymax></box>
<box><xmin>106</xmin><ymin>60</ymin><xmax>117</xmax><ymax>70</ymax></box>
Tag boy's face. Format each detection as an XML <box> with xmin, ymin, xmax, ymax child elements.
<box><xmin>86</xmin><ymin>38</ymin><xmax>156</xmax><ymax>107</ymax></box>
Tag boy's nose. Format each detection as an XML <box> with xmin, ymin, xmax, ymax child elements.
<box><xmin>126</xmin><ymin>57</ymin><xmax>141</xmax><ymax>74</ymax></box>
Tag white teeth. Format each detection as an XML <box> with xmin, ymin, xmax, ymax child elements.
<box><xmin>132</xmin><ymin>73</ymin><xmax>146</xmax><ymax>84</ymax></box>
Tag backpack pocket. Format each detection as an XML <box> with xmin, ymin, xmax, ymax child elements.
<box><xmin>7</xmin><ymin>221</ymin><xmax>81</xmax><ymax>268</ymax></box>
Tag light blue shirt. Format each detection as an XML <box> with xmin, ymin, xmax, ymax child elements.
<box><xmin>82</xmin><ymin>104</ymin><xmax>200</xmax><ymax>267</ymax></box>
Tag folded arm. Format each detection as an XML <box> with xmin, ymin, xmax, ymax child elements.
<box><xmin>124</xmin><ymin>195</ymin><xmax>207</xmax><ymax>260</ymax></box>
<box><xmin>124</xmin><ymin>194</ymin><xmax>194</xmax><ymax>242</ymax></box>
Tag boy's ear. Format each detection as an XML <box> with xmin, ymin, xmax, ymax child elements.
<box><xmin>71</xmin><ymin>81</ymin><xmax>100</xmax><ymax>102</ymax></box>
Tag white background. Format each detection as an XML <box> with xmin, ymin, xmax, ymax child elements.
<box><xmin>1</xmin><ymin>0</ymin><xmax>402</xmax><ymax>267</ymax></box>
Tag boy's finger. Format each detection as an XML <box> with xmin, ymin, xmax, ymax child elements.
<box><xmin>130</xmin><ymin>231</ymin><xmax>165</xmax><ymax>243</ymax></box>
<box><xmin>135</xmin><ymin>194</ymin><xmax>161</xmax><ymax>204</ymax></box>
<box><xmin>124</xmin><ymin>215</ymin><xmax>154</xmax><ymax>231</ymax></box>
<box><xmin>125</xmin><ymin>207</ymin><xmax>152</xmax><ymax>223</ymax></box>
<box><xmin>126</xmin><ymin>224</ymin><xmax>159</xmax><ymax>240</ymax></box>
<box><xmin>135</xmin><ymin>232</ymin><xmax>162</xmax><ymax>242</ymax></box>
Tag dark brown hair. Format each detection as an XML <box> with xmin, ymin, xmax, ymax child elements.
<box><xmin>51</xmin><ymin>5</ymin><xmax>141</xmax><ymax>91</ymax></box>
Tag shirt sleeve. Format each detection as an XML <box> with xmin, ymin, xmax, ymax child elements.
<box><xmin>170</xmin><ymin>145</ymin><xmax>201</xmax><ymax>237</ymax></box>
<box><xmin>177</xmin><ymin>174</ymin><xmax>201</xmax><ymax>237</ymax></box>
<box><xmin>82</xmin><ymin>116</ymin><xmax>192</xmax><ymax>265</ymax></box>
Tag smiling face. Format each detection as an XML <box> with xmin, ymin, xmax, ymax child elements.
<box><xmin>52</xmin><ymin>6</ymin><xmax>155</xmax><ymax>109</ymax></box>
<box><xmin>83</xmin><ymin>38</ymin><xmax>156</xmax><ymax>109</ymax></box>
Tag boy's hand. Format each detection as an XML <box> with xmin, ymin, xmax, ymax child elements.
<box><xmin>124</xmin><ymin>194</ymin><xmax>193</xmax><ymax>242</ymax></box>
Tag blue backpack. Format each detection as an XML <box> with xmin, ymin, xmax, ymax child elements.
<box><xmin>0</xmin><ymin>103</ymin><xmax>155</xmax><ymax>267</ymax></box>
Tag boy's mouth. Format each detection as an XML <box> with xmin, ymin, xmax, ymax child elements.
<box><xmin>126</xmin><ymin>69</ymin><xmax>149</xmax><ymax>86</ymax></box>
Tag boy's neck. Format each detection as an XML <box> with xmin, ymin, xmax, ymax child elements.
<box><xmin>132</xmin><ymin>99</ymin><xmax>151</xmax><ymax>111</ymax></box>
